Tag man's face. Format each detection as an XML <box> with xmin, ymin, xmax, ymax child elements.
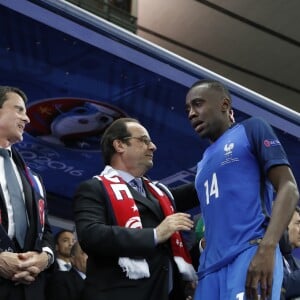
<box><xmin>185</xmin><ymin>84</ymin><xmax>228</xmax><ymax>141</ymax></box>
<box><xmin>56</xmin><ymin>231</ymin><xmax>76</xmax><ymax>259</ymax></box>
<box><xmin>288</xmin><ymin>211</ymin><xmax>300</xmax><ymax>249</ymax></box>
<box><xmin>0</xmin><ymin>92</ymin><xmax>30</xmax><ymax>145</ymax></box>
<box><xmin>120</xmin><ymin>122</ymin><xmax>157</xmax><ymax>175</ymax></box>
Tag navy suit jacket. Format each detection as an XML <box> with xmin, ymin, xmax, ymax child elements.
<box><xmin>280</xmin><ymin>231</ymin><xmax>300</xmax><ymax>300</ymax></box>
<box><xmin>282</xmin><ymin>253</ymin><xmax>300</xmax><ymax>299</ymax></box>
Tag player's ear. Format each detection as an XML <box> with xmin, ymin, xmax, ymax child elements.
<box><xmin>221</xmin><ymin>98</ymin><xmax>230</xmax><ymax>112</ymax></box>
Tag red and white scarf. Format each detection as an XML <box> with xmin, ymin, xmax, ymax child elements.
<box><xmin>96</xmin><ymin>166</ymin><xmax>197</xmax><ymax>281</ymax></box>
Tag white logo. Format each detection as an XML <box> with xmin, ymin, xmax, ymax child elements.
<box><xmin>125</xmin><ymin>216</ymin><xmax>142</xmax><ymax>229</ymax></box>
<box><xmin>111</xmin><ymin>184</ymin><xmax>133</xmax><ymax>200</ymax></box>
<box><xmin>224</xmin><ymin>143</ymin><xmax>234</xmax><ymax>155</ymax></box>
<box><xmin>176</xmin><ymin>238</ymin><xmax>183</xmax><ymax>247</ymax></box>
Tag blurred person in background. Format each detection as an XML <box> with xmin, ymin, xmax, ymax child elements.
<box><xmin>46</xmin><ymin>241</ymin><xmax>87</xmax><ymax>300</ymax></box>
<box><xmin>280</xmin><ymin>206</ymin><xmax>300</xmax><ymax>300</ymax></box>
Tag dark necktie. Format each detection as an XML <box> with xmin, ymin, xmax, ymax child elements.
<box><xmin>0</xmin><ymin>149</ymin><xmax>27</xmax><ymax>248</ymax></box>
<box><xmin>129</xmin><ymin>178</ymin><xmax>145</xmax><ymax>196</ymax></box>
<box><xmin>64</xmin><ymin>263</ymin><xmax>72</xmax><ymax>271</ymax></box>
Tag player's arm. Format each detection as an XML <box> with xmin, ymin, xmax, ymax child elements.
<box><xmin>262</xmin><ymin>165</ymin><xmax>299</xmax><ymax>250</ymax></box>
<box><xmin>246</xmin><ymin>164</ymin><xmax>299</xmax><ymax>300</ymax></box>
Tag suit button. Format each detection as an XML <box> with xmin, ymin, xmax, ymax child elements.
<box><xmin>162</xmin><ymin>266</ymin><xmax>168</xmax><ymax>272</ymax></box>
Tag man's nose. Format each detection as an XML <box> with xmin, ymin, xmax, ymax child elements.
<box><xmin>23</xmin><ymin>113</ymin><xmax>30</xmax><ymax>124</ymax></box>
<box><xmin>188</xmin><ymin>107</ymin><xmax>197</xmax><ymax>120</ymax></box>
<box><xmin>151</xmin><ymin>142</ymin><xmax>157</xmax><ymax>151</ymax></box>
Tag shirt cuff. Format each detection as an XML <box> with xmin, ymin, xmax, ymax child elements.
<box><xmin>153</xmin><ymin>228</ymin><xmax>158</xmax><ymax>245</ymax></box>
<box><xmin>42</xmin><ymin>247</ymin><xmax>54</xmax><ymax>265</ymax></box>
<box><xmin>199</xmin><ymin>239</ymin><xmax>205</xmax><ymax>253</ymax></box>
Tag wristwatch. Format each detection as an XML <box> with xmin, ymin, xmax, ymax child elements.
<box><xmin>44</xmin><ymin>251</ymin><xmax>53</xmax><ymax>269</ymax></box>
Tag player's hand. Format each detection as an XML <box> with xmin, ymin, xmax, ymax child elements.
<box><xmin>246</xmin><ymin>244</ymin><xmax>275</xmax><ymax>300</ymax></box>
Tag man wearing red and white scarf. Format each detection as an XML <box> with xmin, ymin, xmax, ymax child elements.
<box><xmin>74</xmin><ymin>118</ymin><xmax>198</xmax><ymax>300</ymax></box>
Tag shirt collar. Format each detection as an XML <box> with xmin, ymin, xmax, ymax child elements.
<box><xmin>0</xmin><ymin>147</ymin><xmax>12</xmax><ymax>157</ymax></box>
<box><xmin>115</xmin><ymin>169</ymin><xmax>135</xmax><ymax>183</ymax></box>
<box><xmin>74</xmin><ymin>268</ymin><xmax>86</xmax><ymax>279</ymax></box>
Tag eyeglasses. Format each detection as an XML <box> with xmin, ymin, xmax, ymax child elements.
<box><xmin>122</xmin><ymin>135</ymin><xmax>153</xmax><ymax>146</ymax></box>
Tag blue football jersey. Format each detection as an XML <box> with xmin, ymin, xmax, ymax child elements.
<box><xmin>196</xmin><ymin>117</ymin><xmax>289</xmax><ymax>278</ymax></box>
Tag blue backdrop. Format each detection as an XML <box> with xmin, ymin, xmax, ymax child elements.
<box><xmin>0</xmin><ymin>1</ymin><xmax>299</xmax><ymax>220</ymax></box>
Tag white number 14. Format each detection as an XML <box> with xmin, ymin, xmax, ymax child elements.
<box><xmin>204</xmin><ymin>172</ymin><xmax>219</xmax><ymax>205</ymax></box>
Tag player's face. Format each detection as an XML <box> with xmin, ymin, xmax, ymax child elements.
<box><xmin>185</xmin><ymin>85</ymin><xmax>226</xmax><ymax>142</ymax></box>
<box><xmin>288</xmin><ymin>211</ymin><xmax>300</xmax><ymax>249</ymax></box>
<box><xmin>121</xmin><ymin>122</ymin><xmax>156</xmax><ymax>176</ymax></box>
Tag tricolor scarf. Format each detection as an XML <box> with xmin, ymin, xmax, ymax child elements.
<box><xmin>95</xmin><ymin>166</ymin><xmax>197</xmax><ymax>281</ymax></box>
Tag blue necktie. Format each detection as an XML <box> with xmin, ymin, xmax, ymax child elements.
<box><xmin>0</xmin><ymin>149</ymin><xmax>27</xmax><ymax>248</ymax></box>
<box><xmin>130</xmin><ymin>178</ymin><xmax>145</xmax><ymax>196</ymax></box>
<box><xmin>64</xmin><ymin>263</ymin><xmax>72</xmax><ymax>271</ymax></box>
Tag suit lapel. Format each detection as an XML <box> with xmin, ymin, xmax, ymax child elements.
<box><xmin>17</xmin><ymin>166</ymin><xmax>36</xmax><ymax>249</ymax></box>
<box><xmin>0</xmin><ymin>184</ymin><xmax>8</xmax><ymax>230</ymax></box>
<box><xmin>18</xmin><ymin>166</ymin><xmax>34</xmax><ymax>222</ymax></box>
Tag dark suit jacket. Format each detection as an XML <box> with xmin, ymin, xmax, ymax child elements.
<box><xmin>73</xmin><ymin>177</ymin><xmax>198</xmax><ymax>300</ymax></box>
<box><xmin>283</xmin><ymin>254</ymin><xmax>300</xmax><ymax>300</ymax></box>
<box><xmin>46</xmin><ymin>268</ymin><xmax>85</xmax><ymax>300</ymax></box>
<box><xmin>0</xmin><ymin>147</ymin><xmax>55</xmax><ymax>300</ymax></box>
<box><xmin>280</xmin><ymin>231</ymin><xmax>300</xmax><ymax>300</ymax></box>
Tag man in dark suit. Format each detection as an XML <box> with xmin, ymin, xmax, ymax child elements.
<box><xmin>54</xmin><ymin>229</ymin><xmax>76</xmax><ymax>271</ymax></box>
<box><xmin>0</xmin><ymin>86</ymin><xmax>55</xmax><ymax>300</ymax></box>
<box><xmin>280</xmin><ymin>206</ymin><xmax>300</xmax><ymax>300</ymax></box>
<box><xmin>73</xmin><ymin>117</ymin><xmax>198</xmax><ymax>300</ymax></box>
<box><xmin>46</xmin><ymin>241</ymin><xmax>87</xmax><ymax>300</ymax></box>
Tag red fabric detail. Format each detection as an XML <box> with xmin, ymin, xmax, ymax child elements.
<box><xmin>98</xmin><ymin>175</ymin><xmax>193</xmax><ymax>265</ymax></box>
<box><xmin>38</xmin><ymin>199</ymin><xmax>45</xmax><ymax>227</ymax></box>
<box><xmin>97</xmin><ymin>175</ymin><xmax>142</xmax><ymax>228</ymax></box>
<box><xmin>144</xmin><ymin>178</ymin><xmax>193</xmax><ymax>265</ymax></box>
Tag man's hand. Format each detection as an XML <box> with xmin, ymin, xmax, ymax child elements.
<box><xmin>246</xmin><ymin>244</ymin><xmax>275</xmax><ymax>300</ymax></box>
<box><xmin>11</xmin><ymin>251</ymin><xmax>48</xmax><ymax>285</ymax></box>
<box><xmin>0</xmin><ymin>251</ymin><xmax>23</xmax><ymax>280</ymax></box>
<box><xmin>185</xmin><ymin>280</ymin><xmax>197</xmax><ymax>300</ymax></box>
<box><xmin>156</xmin><ymin>213</ymin><xmax>194</xmax><ymax>243</ymax></box>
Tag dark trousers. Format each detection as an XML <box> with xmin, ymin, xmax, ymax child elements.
<box><xmin>0</xmin><ymin>279</ymin><xmax>25</xmax><ymax>300</ymax></box>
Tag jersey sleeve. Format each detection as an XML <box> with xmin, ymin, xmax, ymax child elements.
<box><xmin>243</xmin><ymin>117</ymin><xmax>290</xmax><ymax>173</ymax></box>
